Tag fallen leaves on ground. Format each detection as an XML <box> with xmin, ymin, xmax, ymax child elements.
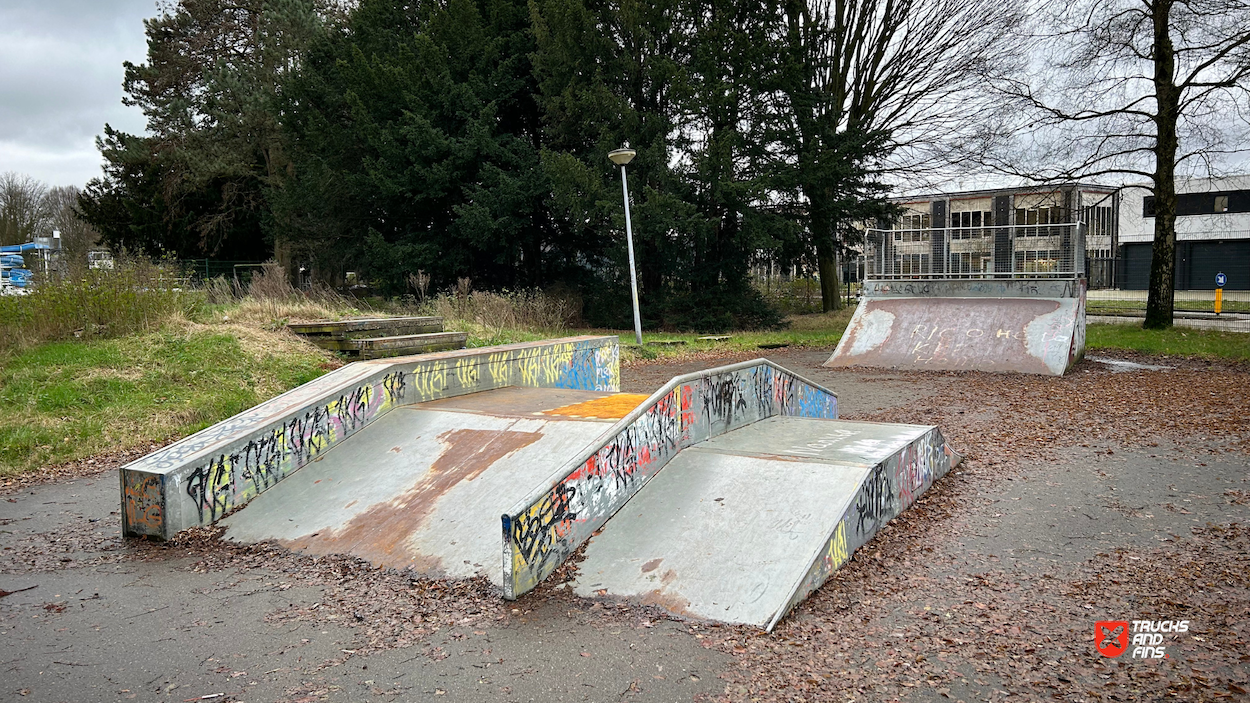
<box><xmin>3</xmin><ymin>350</ymin><xmax>1247</xmax><ymax>702</ymax></box>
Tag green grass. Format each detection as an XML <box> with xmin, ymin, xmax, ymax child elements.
<box><xmin>613</xmin><ymin>308</ymin><xmax>855</xmax><ymax>363</ymax></box>
<box><xmin>6</xmin><ymin>295</ymin><xmax>1241</xmax><ymax>478</ymax></box>
<box><xmin>1086</xmin><ymin>324</ymin><xmax>1250</xmax><ymax>362</ymax></box>
<box><xmin>1087</xmin><ymin>300</ymin><xmax>1250</xmax><ymax>314</ymax></box>
<box><xmin>0</xmin><ymin>329</ymin><xmax>331</xmax><ymax>476</ymax></box>
<box><xmin>0</xmin><ymin>258</ymin><xmax>203</xmax><ymax>354</ymax></box>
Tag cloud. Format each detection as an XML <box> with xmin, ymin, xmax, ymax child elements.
<box><xmin>0</xmin><ymin>1</ymin><xmax>156</xmax><ymax>187</ymax></box>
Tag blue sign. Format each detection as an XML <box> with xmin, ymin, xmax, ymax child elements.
<box><xmin>1216</xmin><ymin>272</ymin><xmax>1227</xmax><ymax>288</ymax></box>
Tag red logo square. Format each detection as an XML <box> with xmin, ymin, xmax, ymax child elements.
<box><xmin>1096</xmin><ymin>621</ymin><xmax>1129</xmax><ymax>657</ymax></box>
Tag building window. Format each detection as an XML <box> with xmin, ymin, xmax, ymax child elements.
<box><xmin>894</xmin><ymin>213</ymin><xmax>930</xmax><ymax>242</ymax></box>
<box><xmin>894</xmin><ymin>253</ymin><xmax>930</xmax><ymax>275</ymax></box>
<box><xmin>949</xmin><ymin>210</ymin><xmax>992</xmax><ymax>239</ymax></box>
<box><xmin>1143</xmin><ymin>190</ymin><xmax>1249</xmax><ymax>217</ymax></box>
<box><xmin>1015</xmin><ymin>250</ymin><xmax>1061</xmax><ymax>272</ymax></box>
<box><xmin>1015</xmin><ymin>206</ymin><xmax>1064</xmax><ymax>236</ymax></box>
<box><xmin>1082</xmin><ymin>204</ymin><xmax>1114</xmax><ymax>238</ymax></box>
<box><xmin>949</xmin><ymin>252</ymin><xmax>990</xmax><ymax>273</ymax></box>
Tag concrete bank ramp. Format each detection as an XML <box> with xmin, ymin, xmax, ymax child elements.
<box><xmin>121</xmin><ymin>339</ymin><xmax>959</xmax><ymax>631</ymax></box>
<box><xmin>119</xmin><ymin>337</ymin><xmax>621</xmax><ymax>540</ymax></box>
<box><xmin>573</xmin><ymin>418</ymin><xmax>955</xmax><ymax>630</ymax></box>
<box><xmin>503</xmin><ymin>360</ymin><xmax>958</xmax><ymax>630</ymax></box>
<box><xmin>221</xmin><ymin>387</ymin><xmax>647</xmax><ymax>583</ymax></box>
<box><xmin>826</xmin><ymin>278</ymin><xmax>1086</xmax><ymax>375</ymax></box>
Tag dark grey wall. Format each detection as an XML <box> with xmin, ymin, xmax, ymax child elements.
<box><xmin>1120</xmin><ymin>241</ymin><xmax>1250</xmax><ymax>290</ymax></box>
<box><xmin>930</xmin><ymin>199</ymin><xmax>947</xmax><ymax>274</ymax></box>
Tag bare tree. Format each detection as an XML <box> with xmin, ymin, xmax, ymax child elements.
<box><xmin>773</xmin><ymin>0</ymin><xmax>1022</xmax><ymax>310</ymax></box>
<box><xmin>979</xmin><ymin>0</ymin><xmax>1250</xmax><ymax>328</ymax></box>
<box><xmin>0</xmin><ymin>172</ymin><xmax>51</xmax><ymax>247</ymax></box>
<box><xmin>46</xmin><ymin>186</ymin><xmax>102</xmax><ymax>264</ymax></box>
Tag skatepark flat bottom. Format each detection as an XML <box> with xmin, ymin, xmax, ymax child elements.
<box><xmin>221</xmin><ymin>387</ymin><xmax>639</xmax><ymax>584</ymax></box>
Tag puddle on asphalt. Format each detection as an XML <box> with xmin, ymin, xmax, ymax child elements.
<box><xmin>1087</xmin><ymin>356</ymin><xmax>1175</xmax><ymax>373</ymax></box>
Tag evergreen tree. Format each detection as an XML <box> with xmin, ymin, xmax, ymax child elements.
<box><xmin>80</xmin><ymin>0</ymin><xmax>334</xmax><ymax>260</ymax></box>
<box><xmin>532</xmin><ymin>0</ymin><xmax>783</xmax><ymax>329</ymax></box>
<box><xmin>273</xmin><ymin>0</ymin><xmax>562</xmax><ymax>291</ymax></box>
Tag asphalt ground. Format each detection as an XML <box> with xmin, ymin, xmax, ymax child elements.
<box><xmin>3</xmin><ymin>348</ymin><xmax>1248</xmax><ymax>703</ymax></box>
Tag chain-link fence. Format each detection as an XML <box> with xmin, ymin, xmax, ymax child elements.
<box><xmin>863</xmin><ymin>222</ymin><xmax>1086</xmax><ymax>279</ymax></box>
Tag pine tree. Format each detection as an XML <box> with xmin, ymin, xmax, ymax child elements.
<box><xmin>273</xmin><ymin>0</ymin><xmax>564</xmax><ymax>291</ymax></box>
<box><xmin>80</xmin><ymin>0</ymin><xmax>334</xmax><ymax>260</ymax></box>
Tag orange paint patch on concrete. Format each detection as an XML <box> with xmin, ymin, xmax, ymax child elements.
<box><xmin>543</xmin><ymin>393</ymin><xmax>650</xmax><ymax>419</ymax></box>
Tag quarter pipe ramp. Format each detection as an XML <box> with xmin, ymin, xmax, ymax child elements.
<box><xmin>826</xmin><ymin>278</ymin><xmax>1087</xmax><ymax>375</ymax></box>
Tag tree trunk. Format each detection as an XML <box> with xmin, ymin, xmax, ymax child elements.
<box><xmin>814</xmin><ymin>215</ymin><xmax>842</xmax><ymax>312</ymax></box>
<box><xmin>1145</xmin><ymin>0</ymin><xmax>1178</xmax><ymax>329</ymax></box>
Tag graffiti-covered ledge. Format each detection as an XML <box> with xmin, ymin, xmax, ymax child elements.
<box><xmin>121</xmin><ymin>336</ymin><xmax>619</xmax><ymax>540</ymax></box>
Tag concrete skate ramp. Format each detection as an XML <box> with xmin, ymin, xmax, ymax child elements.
<box><xmin>503</xmin><ymin>360</ymin><xmax>842</xmax><ymax>600</ymax></box>
<box><xmin>120</xmin><ymin>337</ymin><xmax>620</xmax><ymax>540</ymax></box>
<box><xmin>221</xmin><ymin>387</ymin><xmax>648</xmax><ymax>583</ymax></box>
<box><xmin>572</xmin><ymin>418</ymin><xmax>956</xmax><ymax>630</ymax></box>
<box><xmin>826</xmin><ymin>278</ymin><xmax>1086</xmax><ymax>375</ymax></box>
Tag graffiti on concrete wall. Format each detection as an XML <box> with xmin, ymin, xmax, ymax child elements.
<box><xmin>122</xmin><ymin>472</ymin><xmax>164</xmax><ymax>536</ymax></box>
<box><xmin>772</xmin><ymin>428</ymin><xmax>954</xmax><ymax>629</ymax></box>
<box><xmin>504</xmin><ymin>362</ymin><xmax>838</xmax><ymax>598</ymax></box>
<box><xmin>122</xmin><ymin>336</ymin><xmax>619</xmax><ymax>538</ymax></box>
<box><xmin>182</xmin><ymin>370</ymin><xmax>408</xmax><ymax>525</ymax></box>
<box><xmin>499</xmin><ymin>339</ymin><xmax>618</xmax><ymax>392</ymax></box>
<box><xmin>180</xmin><ymin>339</ymin><xmax>618</xmax><ymax>528</ymax></box>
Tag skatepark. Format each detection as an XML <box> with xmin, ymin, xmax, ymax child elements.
<box><xmin>118</xmin><ymin>336</ymin><xmax>958</xmax><ymax>631</ymax></box>
<box><xmin>7</xmin><ymin>237</ymin><xmax>1248</xmax><ymax>701</ymax></box>
<box><xmin>3</xmin><ymin>339</ymin><xmax>1246</xmax><ymax>702</ymax></box>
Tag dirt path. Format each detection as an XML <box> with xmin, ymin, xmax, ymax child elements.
<box><xmin>2</xmin><ymin>350</ymin><xmax>1247</xmax><ymax>702</ymax></box>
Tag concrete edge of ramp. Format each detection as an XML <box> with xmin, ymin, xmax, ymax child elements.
<box><xmin>766</xmin><ymin>426</ymin><xmax>961</xmax><ymax>631</ymax></box>
<box><xmin>120</xmin><ymin>336</ymin><xmax>619</xmax><ymax>540</ymax></box>
<box><xmin>826</xmin><ymin>277</ymin><xmax>1087</xmax><ymax>375</ymax></box>
<box><xmin>501</xmin><ymin>360</ymin><xmax>840</xmax><ymax>600</ymax></box>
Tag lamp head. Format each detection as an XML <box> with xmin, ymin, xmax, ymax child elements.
<box><xmin>608</xmin><ymin>148</ymin><xmax>636</xmax><ymax>166</ymax></box>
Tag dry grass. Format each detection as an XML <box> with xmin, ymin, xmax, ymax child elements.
<box><xmin>429</xmin><ymin>283</ymin><xmax>581</xmax><ymax>336</ymax></box>
<box><xmin>164</xmin><ymin>316</ymin><xmax>340</xmax><ymax>374</ymax></box>
<box><xmin>200</xmin><ymin>261</ymin><xmax>363</xmax><ymax>329</ymax></box>
<box><xmin>226</xmin><ymin>297</ymin><xmax>359</xmax><ymax>327</ymax></box>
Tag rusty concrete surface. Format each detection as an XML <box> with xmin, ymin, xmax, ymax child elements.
<box><xmin>220</xmin><ymin>388</ymin><xmax>618</xmax><ymax>584</ymax></box>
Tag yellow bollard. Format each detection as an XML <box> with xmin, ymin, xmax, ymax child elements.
<box><xmin>1215</xmin><ymin>287</ymin><xmax>1223</xmax><ymax>315</ymax></box>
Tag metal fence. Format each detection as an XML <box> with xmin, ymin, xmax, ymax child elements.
<box><xmin>1087</xmin><ymin>288</ymin><xmax>1250</xmax><ymax>332</ymax></box>
<box><xmin>863</xmin><ymin>222</ymin><xmax>1086</xmax><ymax>280</ymax></box>
<box><xmin>1087</xmin><ymin>256</ymin><xmax>1116</xmax><ymax>289</ymax></box>
<box><xmin>180</xmin><ymin>259</ymin><xmax>268</xmax><ymax>284</ymax></box>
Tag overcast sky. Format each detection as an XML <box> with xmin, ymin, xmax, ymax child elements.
<box><xmin>0</xmin><ymin>1</ymin><xmax>155</xmax><ymax>189</ymax></box>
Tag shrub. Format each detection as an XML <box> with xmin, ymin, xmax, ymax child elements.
<box><xmin>428</xmin><ymin>281</ymin><xmax>582</xmax><ymax>338</ymax></box>
<box><xmin>0</xmin><ymin>257</ymin><xmax>201</xmax><ymax>354</ymax></box>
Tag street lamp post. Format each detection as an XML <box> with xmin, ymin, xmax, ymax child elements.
<box><xmin>608</xmin><ymin>147</ymin><xmax>643</xmax><ymax>345</ymax></box>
